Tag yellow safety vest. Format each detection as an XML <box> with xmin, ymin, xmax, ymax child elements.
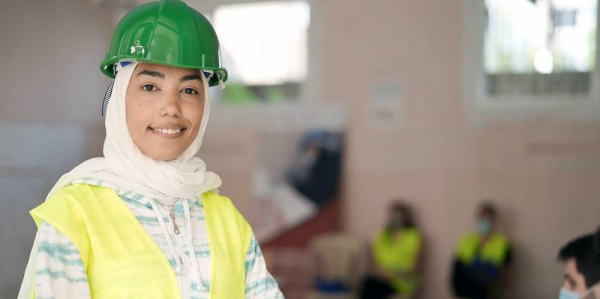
<box><xmin>30</xmin><ymin>184</ymin><xmax>251</xmax><ymax>299</ymax></box>
<box><xmin>456</xmin><ymin>232</ymin><xmax>510</xmax><ymax>267</ymax></box>
<box><xmin>372</xmin><ymin>227</ymin><xmax>422</xmax><ymax>296</ymax></box>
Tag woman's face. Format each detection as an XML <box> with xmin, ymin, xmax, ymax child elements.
<box><xmin>126</xmin><ymin>63</ymin><xmax>205</xmax><ymax>161</ymax></box>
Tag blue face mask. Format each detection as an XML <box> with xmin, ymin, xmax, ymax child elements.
<box><xmin>560</xmin><ymin>288</ymin><xmax>581</xmax><ymax>299</ymax></box>
<box><xmin>560</xmin><ymin>285</ymin><xmax>598</xmax><ymax>299</ymax></box>
<box><xmin>475</xmin><ymin>219</ymin><xmax>492</xmax><ymax>235</ymax></box>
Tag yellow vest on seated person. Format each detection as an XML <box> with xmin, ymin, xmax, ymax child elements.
<box><xmin>30</xmin><ymin>184</ymin><xmax>251</xmax><ymax>299</ymax></box>
<box><xmin>456</xmin><ymin>232</ymin><xmax>509</xmax><ymax>267</ymax></box>
<box><xmin>372</xmin><ymin>227</ymin><xmax>422</xmax><ymax>296</ymax></box>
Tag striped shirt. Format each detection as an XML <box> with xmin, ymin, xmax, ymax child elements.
<box><xmin>33</xmin><ymin>179</ymin><xmax>284</xmax><ymax>299</ymax></box>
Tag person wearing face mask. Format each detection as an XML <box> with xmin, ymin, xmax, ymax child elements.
<box><xmin>17</xmin><ymin>1</ymin><xmax>284</xmax><ymax>299</ymax></box>
<box><xmin>451</xmin><ymin>202</ymin><xmax>512</xmax><ymax>299</ymax></box>
<box><xmin>557</xmin><ymin>227</ymin><xmax>600</xmax><ymax>299</ymax></box>
<box><xmin>359</xmin><ymin>201</ymin><xmax>423</xmax><ymax>299</ymax></box>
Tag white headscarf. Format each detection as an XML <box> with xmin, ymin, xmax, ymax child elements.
<box><xmin>46</xmin><ymin>61</ymin><xmax>221</xmax><ymax>205</ymax></box>
<box><xmin>18</xmin><ymin>61</ymin><xmax>222</xmax><ymax>299</ymax></box>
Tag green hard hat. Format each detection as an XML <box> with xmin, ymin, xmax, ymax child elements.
<box><xmin>99</xmin><ymin>0</ymin><xmax>227</xmax><ymax>87</ymax></box>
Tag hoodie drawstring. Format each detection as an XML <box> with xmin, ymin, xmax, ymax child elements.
<box><xmin>182</xmin><ymin>200</ymin><xmax>208</xmax><ymax>292</ymax></box>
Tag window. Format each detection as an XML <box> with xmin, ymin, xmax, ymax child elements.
<box><xmin>464</xmin><ymin>0</ymin><xmax>600</xmax><ymax>122</ymax></box>
<box><xmin>484</xmin><ymin>0</ymin><xmax>597</xmax><ymax>97</ymax></box>
<box><xmin>210</xmin><ymin>1</ymin><xmax>310</xmax><ymax>105</ymax></box>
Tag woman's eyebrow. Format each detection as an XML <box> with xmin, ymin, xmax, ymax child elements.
<box><xmin>180</xmin><ymin>74</ymin><xmax>201</xmax><ymax>82</ymax></box>
<box><xmin>137</xmin><ymin>70</ymin><xmax>165</xmax><ymax>79</ymax></box>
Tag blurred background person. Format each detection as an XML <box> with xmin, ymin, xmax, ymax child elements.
<box><xmin>557</xmin><ymin>226</ymin><xmax>600</xmax><ymax>299</ymax></box>
<box><xmin>287</xmin><ymin>130</ymin><xmax>343</xmax><ymax>207</ymax></box>
<box><xmin>359</xmin><ymin>201</ymin><xmax>423</xmax><ymax>299</ymax></box>
<box><xmin>451</xmin><ymin>202</ymin><xmax>511</xmax><ymax>299</ymax></box>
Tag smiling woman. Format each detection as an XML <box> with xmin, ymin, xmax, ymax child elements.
<box><xmin>126</xmin><ymin>64</ymin><xmax>206</xmax><ymax>161</ymax></box>
<box><xmin>17</xmin><ymin>1</ymin><xmax>284</xmax><ymax>299</ymax></box>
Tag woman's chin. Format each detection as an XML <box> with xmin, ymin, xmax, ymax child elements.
<box><xmin>141</xmin><ymin>149</ymin><xmax>183</xmax><ymax>161</ymax></box>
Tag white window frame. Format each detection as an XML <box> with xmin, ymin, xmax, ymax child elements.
<box><xmin>463</xmin><ymin>0</ymin><xmax>600</xmax><ymax>125</ymax></box>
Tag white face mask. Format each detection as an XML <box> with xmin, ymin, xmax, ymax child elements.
<box><xmin>560</xmin><ymin>288</ymin><xmax>581</xmax><ymax>299</ymax></box>
<box><xmin>475</xmin><ymin>219</ymin><xmax>492</xmax><ymax>235</ymax></box>
<box><xmin>560</xmin><ymin>284</ymin><xmax>598</xmax><ymax>299</ymax></box>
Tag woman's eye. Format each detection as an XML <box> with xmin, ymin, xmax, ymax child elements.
<box><xmin>141</xmin><ymin>84</ymin><xmax>156</xmax><ymax>92</ymax></box>
<box><xmin>182</xmin><ymin>88</ymin><xmax>198</xmax><ymax>95</ymax></box>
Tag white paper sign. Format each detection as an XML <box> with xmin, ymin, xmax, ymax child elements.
<box><xmin>368</xmin><ymin>80</ymin><xmax>402</xmax><ymax>128</ymax></box>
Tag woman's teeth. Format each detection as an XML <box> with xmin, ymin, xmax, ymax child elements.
<box><xmin>153</xmin><ymin>128</ymin><xmax>182</xmax><ymax>135</ymax></box>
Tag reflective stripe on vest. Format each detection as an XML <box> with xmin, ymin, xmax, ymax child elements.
<box><xmin>372</xmin><ymin>228</ymin><xmax>422</xmax><ymax>296</ymax></box>
<box><xmin>30</xmin><ymin>184</ymin><xmax>251</xmax><ymax>299</ymax></box>
<box><xmin>456</xmin><ymin>232</ymin><xmax>509</xmax><ymax>267</ymax></box>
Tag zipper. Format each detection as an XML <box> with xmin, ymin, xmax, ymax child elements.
<box><xmin>167</xmin><ymin>200</ymin><xmax>199</xmax><ymax>299</ymax></box>
<box><xmin>168</xmin><ymin>206</ymin><xmax>181</xmax><ymax>235</ymax></box>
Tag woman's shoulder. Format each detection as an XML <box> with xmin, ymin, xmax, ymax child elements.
<box><xmin>35</xmin><ymin>184</ymin><xmax>122</xmax><ymax>221</ymax></box>
<box><xmin>201</xmin><ymin>190</ymin><xmax>237</xmax><ymax>210</ymax></box>
<box><xmin>201</xmin><ymin>190</ymin><xmax>228</xmax><ymax>200</ymax></box>
<box><xmin>200</xmin><ymin>191</ymin><xmax>253</xmax><ymax>246</ymax></box>
<box><xmin>49</xmin><ymin>183</ymin><xmax>117</xmax><ymax>202</ymax></box>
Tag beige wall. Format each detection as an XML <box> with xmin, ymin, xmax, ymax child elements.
<box><xmin>0</xmin><ymin>0</ymin><xmax>114</xmax><ymax>162</ymax></box>
<box><xmin>0</xmin><ymin>0</ymin><xmax>113</xmax><ymax>126</ymax></box>
<box><xmin>317</xmin><ymin>0</ymin><xmax>600</xmax><ymax>298</ymax></box>
<box><xmin>0</xmin><ymin>0</ymin><xmax>113</xmax><ymax>297</ymax></box>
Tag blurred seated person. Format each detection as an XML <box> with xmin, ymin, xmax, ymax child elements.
<box><xmin>359</xmin><ymin>201</ymin><xmax>423</xmax><ymax>299</ymax></box>
<box><xmin>451</xmin><ymin>202</ymin><xmax>512</xmax><ymax>299</ymax></box>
